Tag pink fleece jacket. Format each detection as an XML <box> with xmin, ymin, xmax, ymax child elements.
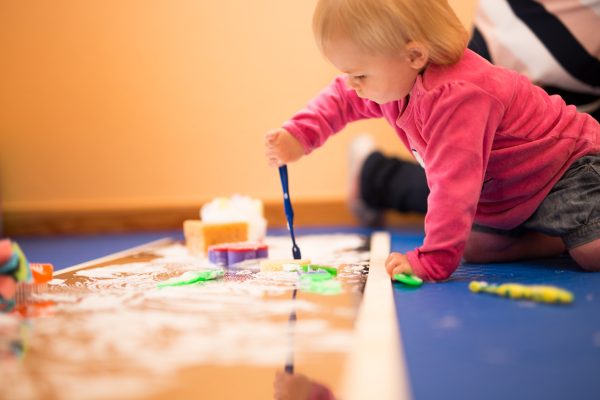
<box><xmin>283</xmin><ymin>49</ymin><xmax>600</xmax><ymax>281</ymax></box>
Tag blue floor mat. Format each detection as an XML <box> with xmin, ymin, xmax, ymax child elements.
<box><xmin>13</xmin><ymin>230</ymin><xmax>183</xmax><ymax>270</ymax></box>
<box><xmin>391</xmin><ymin>230</ymin><xmax>600</xmax><ymax>400</ymax></box>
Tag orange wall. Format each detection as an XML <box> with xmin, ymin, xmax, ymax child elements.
<box><xmin>0</xmin><ymin>1</ymin><xmax>475</xmax><ymax>214</ymax></box>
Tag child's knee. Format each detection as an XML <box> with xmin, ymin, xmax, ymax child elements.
<box><xmin>569</xmin><ymin>239</ymin><xmax>600</xmax><ymax>271</ymax></box>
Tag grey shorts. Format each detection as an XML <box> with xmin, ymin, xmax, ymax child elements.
<box><xmin>473</xmin><ymin>154</ymin><xmax>600</xmax><ymax>249</ymax></box>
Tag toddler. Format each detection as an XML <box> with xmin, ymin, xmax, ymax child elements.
<box><xmin>265</xmin><ymin>0</ymin><xmax>600</xmax><ymax>281</ymax></box>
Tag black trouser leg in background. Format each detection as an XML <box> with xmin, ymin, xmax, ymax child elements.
<box><xmin>360</xmin><ymin>152</ymin><xmax>430</xmax><ymax>214</ymax></box>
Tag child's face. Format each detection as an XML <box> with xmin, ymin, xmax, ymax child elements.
<box><xmin>324</xmin><ymin>39</ymin><xmax>422</xmax><ymax>104</ymax></box>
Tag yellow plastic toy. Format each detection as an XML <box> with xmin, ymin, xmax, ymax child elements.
<box><xmin>469</xmin><ymin>281</ymin><xmax>574</xmax><ymax>304</ymax></box>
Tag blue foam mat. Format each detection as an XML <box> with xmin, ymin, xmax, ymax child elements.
<box><xmin>391</xmin><ymin>230</ymin><xmax>600</xmax><ymax>400</ymax></box>
<box><xmin>13</xmin><ymin>231</ymin><xmax>183</xmax><ymax>270</ymax></box>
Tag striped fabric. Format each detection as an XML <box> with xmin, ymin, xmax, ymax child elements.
<box><xmin>471</xmin><ymin>0</ymin><xmax>600</xmax><ymax>113</ymax></box>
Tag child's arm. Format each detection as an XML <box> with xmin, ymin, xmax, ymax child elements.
<box><xmin>280</xmin><ymin>76</ymin><xmax>384</xmax><ymax>155</ymax></box>
<box><xmin>405</xmin><ymin>84</ymin><xmax>504</xmax><ymax>281</ymax></box>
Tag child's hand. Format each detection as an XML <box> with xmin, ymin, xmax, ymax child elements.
<box><xmin>265</xmin><ymin>128</ymin><xmax>305</xmax><ymax>167</ymax></box>
<box><xmin>385</xmin><ymin>252</ymin><xmax>414</xmax><ymax>278</ymax></box>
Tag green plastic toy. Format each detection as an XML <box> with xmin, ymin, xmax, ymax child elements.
<box><xmin>300</xmin><ymin>279</ymin><xmax>342</xmax><ymax>295</ymax></box>
<box><xmin>157</xmin><ymin>270</ymin><xmax>224</xmax><ymax>288</ymax></box>
<box><xmin>299</xmin><ymin>271</ymin><xmax>333</xmax><ymax>283</ymax></box>
<box><xmin>300</xmin><ymin>264</ymin><xmax>338</xmax><ymax>277</ymax></box>
<box><xmin>393</xmin><ymin>273</ymin><xmax>423</xmax><ymax>287</ymax></box>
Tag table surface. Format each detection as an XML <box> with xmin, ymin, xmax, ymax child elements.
<box><xmin>13</xmin><ymin>227</ymin><xmax>600</xmax><ymax>400</ymax></box>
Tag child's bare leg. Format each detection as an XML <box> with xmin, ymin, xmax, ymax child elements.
<box><xmin>569</xmin><ymin>239</ymin><xmax>600</xmax><ymax>271</ymax></box>
<box><xmin>464</xmin><ymin>230</ymin><xmax>565</xmax><ymax>263</ymax></box>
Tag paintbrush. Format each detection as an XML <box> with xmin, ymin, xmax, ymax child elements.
<box><xmin>278</xmin><ymin>165</ymin><xmax>302</xmax><ymax>260</ymax></box>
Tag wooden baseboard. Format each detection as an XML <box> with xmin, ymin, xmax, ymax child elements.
<box><xmin>2</xmin><ymin>199</ymin><xmax>424</xmax><ymax>236</ymax></box>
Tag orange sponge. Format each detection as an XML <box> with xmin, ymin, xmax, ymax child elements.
<box><xmin>183</xmin><ymin>220</ymin><xmax>248</xmax><ymax>256</ymax></box>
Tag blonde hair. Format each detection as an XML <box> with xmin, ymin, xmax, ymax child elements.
<box><xmin>313</xmin><ymin>0</ymin><xmax>469</xmax><ymax>65</ymax></box>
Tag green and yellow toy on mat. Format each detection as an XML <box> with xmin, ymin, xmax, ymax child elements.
<box><xmin>469</xmin><ymin>280</ymin><xmax>574</xmax><ymax>304</ymax></box>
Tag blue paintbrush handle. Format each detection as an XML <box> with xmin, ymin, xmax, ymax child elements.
<box><xmin>279</xmin><ymin>166</ymin><xmax>294</xmax><ymax>221</ymax></box>
<box><xmin>278</xmin><ymin>165</ymin><xmax>301</xmax><ymax>260</ymax></box>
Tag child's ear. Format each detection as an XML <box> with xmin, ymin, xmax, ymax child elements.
<box><xmin>405</xmin><ymin>41</ymin><xmax>429</xmax><ymax>70</ymax></box>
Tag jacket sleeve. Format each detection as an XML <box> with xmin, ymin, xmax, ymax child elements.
<box><xmin>407</xmin><ymin>83</ymin><xmax>504</xmax><ymax>281</ymax></box>
<box><xmin>282</xmin><ymin>76</ymin><xmax>384</xmax><ymax>154</ymax></box>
